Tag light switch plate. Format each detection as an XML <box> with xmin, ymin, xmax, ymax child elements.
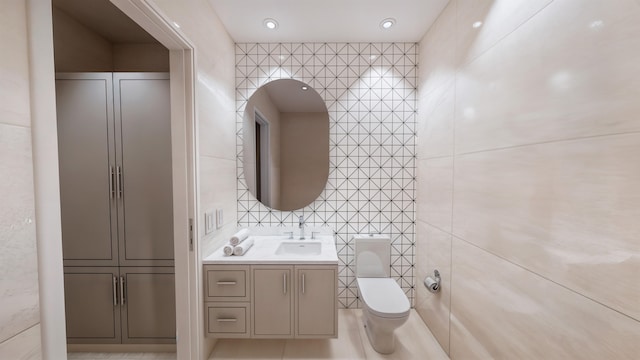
<box><xmin>205</xmin><ymin>210</ymin><xmax>214</xmax><ymax>235</ymax></box>
<box><xmin>216</xmin><ymin>209</ymin><xmax>224</xmax><ymax>229</ymax></box>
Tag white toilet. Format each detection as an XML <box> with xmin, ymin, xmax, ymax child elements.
<box><xmin>355</xmin><ymin>234</ymin><xmax>410</xmax><ymax>354</ymax></box>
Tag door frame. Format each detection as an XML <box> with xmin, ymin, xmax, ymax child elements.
<box><xmin>26</xmin><ymin>0</ymin><xmax>201</xmax><ymax>359</ymax></box>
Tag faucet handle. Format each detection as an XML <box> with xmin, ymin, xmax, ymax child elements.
<box><xmin>284</xmin><ymin>231</ymin><xmax>294</xmax><ymax>239</ymax></box>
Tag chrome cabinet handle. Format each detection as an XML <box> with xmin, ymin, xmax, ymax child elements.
<box><xmin>216</xmin><ymin>281</ymin><xmax>237</xmax><ymax>285</ymax></box>
<box><xmin>302</xmin><ymin>273</ymin><xmax>305</xmax><ymax>294</ymax></box>
<box><xmin>116</xmin><ymin>166</ymin><xmax>123</xmax><ymax>198</ymax></box>
<box><xmin>109</xmin><ymin>166</ymin><xmax>115</xmax><ymax>198</ymax></box>
<box><xmin>113</xmin><ymin>275</ymin><xmax>118</xmax><ymax>306</ymax></box>
<box><xmin>216</xmin><ymin>318</ymin><xmax>237</xmax><ymax>322</ymax></box>
<box><xmin>119</xmin><ymin>276</ymin><xmax>125</xmax><ymax>305</ymax></box>
<box><xmin>283</xmin><ymin>272</ymin><xmax>287</xmax><ymax>294</ymax></box>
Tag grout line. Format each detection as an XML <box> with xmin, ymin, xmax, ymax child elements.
<box><xmin>457</xmin><ymin>0</ymin><xmax>557</xmax><ymax>69</ymax></box>
<box><xmin>0</xmin><ymin>122</ymin><xmax>31</xmax><ymax>131</ymax></box>
<box><xmin>417</xmin><ymin>154</ymin><xmax>453</xmax><ymax>161</ymax></box>
<box><xmin>453</xmin><ymin>234</ymin><xmax>640</xmax><ymax>324</ymax></box>
<box><xmin>200</xmin><ymin>154</ymin><xmax>237</xmax><ymax>162</ymax></box>
<box><xmin>455</xmin><ymin>130</ymin><xmax>640</xmax><ymax>157</ymax></box>
<box><xmin>0</xmin><ymin>322</ymin><xmax>39</xmax><ymax>346</ymax></box>
<box><xmin>448</xmin><ymin>35</ymin><xmax>457</xmax><ymax>355</ymax></box>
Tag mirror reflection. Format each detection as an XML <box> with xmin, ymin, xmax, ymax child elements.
<box><xmin>243</xmin><ymin>79</ymin><xmax>329</xmax><ymax>211</ymax></box>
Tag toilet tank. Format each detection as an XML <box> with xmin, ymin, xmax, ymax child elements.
<box><xmin>354</xmin><ymin>235</ymin><xmax>390</xmax><ymax>278</ymax></box>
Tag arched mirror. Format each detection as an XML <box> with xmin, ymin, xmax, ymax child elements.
<box><xmin>243</xmin><ymin>79</ymin><xmax>329</xmax><ymax>211</ymax></box>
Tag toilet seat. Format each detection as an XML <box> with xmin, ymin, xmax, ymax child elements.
<box><xmin>357</xmin><ymin>278</ymin><xmax>410</xmax><ymax>319</ymax></box>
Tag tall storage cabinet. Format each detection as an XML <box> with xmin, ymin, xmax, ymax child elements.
<box><xmin>56</xmin><ymin>73</ymin><xmax>176</xmax><ymax>344</ymax></box>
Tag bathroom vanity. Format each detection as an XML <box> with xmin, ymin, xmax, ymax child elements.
<box><xmin>203</xmin><ymin>235</ymin><xmax>338</xmax><ymax>339</ymax></box>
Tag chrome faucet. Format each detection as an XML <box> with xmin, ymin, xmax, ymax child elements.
<box><xmin>298</xmin><ymin>215</ymin><xmax>306</xmax><ymax>240</ymax></box>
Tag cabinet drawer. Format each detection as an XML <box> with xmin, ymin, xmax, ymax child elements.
<box><xmin>206</xmin><ymin>303</ymin><xmax>250</xmax><ymax>338</ymax></box>
<box><xmin>204</xmin><ymin>265</ymin><xmax>250</xmax><ymax>301</ymax></box>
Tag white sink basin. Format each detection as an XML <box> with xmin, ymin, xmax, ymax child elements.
<box><xmin>275</xmin><ymin>241</ymin><xmax>322</xmax><ymax>256</ymax></box>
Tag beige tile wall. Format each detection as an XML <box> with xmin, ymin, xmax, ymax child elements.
<box><xmin>416</xmin><ymin>0</ymin><xmax>640</xmax><ymax>357</ymax></box>
<box><xmin>0</xmin><ymin>0</ymin><xmax>42</xmax><ymax>358</ymax></box>
<box><xmin>144</xmin><ymin>1</ymin><xmax>237</xmax><ymax>359</ymax></box>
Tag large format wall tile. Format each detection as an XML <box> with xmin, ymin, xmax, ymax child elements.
<box><xmin>0</xmin><ymin>324</ymin><xmax>41</xmax><ymax>360</ymax></box>
<box><xmin>236</xmin><ymin>43</ymin><xmax>417</xmax><ymax>308</ymax></box>
<box><xmin>456</xmin><ymin>0</ymin><xmax>553</xmax><ymax>66</ymax></box>
<box><xmin>0</xmin><ymin>125</ymin><xmax>39</xmax><ymax>343</ymax></box>
<box><xmin>450</xmin><ymin>238</ymin><xmax>640</xmax><ymax>359</ymax></box>
<box><xmin>415</xmin><ymin>221</ymin><xmax>451</xmax><ymax>355</ymax></box>
<box><xmin>453</xmin><ymin>133</ymin><xmax>640</xmax><ymax>320</ymax></box>
<box><xmin>419</xmin><ymin>0</ymin><xmax>457</xmax><ymax>98</ymax></box>
<box><xmin>416</xmin><ymin>157</ymin><xmax>453</xmax><ymax>232</ymax></box>
<box><xmin>416</xmin><ymin>80</ymin><xmax>455</xmax><ymax>159</ymax></box>
<box><xmin>455</xmin><ymin>0</ymin><xmax>640</xmax><ymax>154</ymax></box>
<box><xmin>0</xmin><ymin>0</ymin><xmax>31</xmax><ymax>128</ymax></box>
<box><xmin>197</xmin><ymin>74</ymin><xmax>236</xmax><ymax>160</ymax></box>
<box><xmin>199</xmin><ymin>156</ymin><xmax>237</xmax><ymax>254</ymax></box>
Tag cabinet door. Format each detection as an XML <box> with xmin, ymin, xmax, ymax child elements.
<box><xmin>295</xmin><ymin>266</ymin><xmax>338</xmax><ymax>337</ymax></box>
<box><xmin>114</xmin><ymin>73</ymin><xmax>174</xmax><ymax>266</ymax></box>
<box><xmin>120</xmin><ymin>267</ymin><xmax>176</xmax><ymax>344</ymax></box>
<box><xmin>252</xmin><ymin>266</ymin><xmax>294</xmax><ymax>337</ymax></box>
<box><xmin>56</xmin><ymin>74</ymin><xmax>118</xmax><ymax>267</ymax></box>
<box><xmin>64</xmin><ymin>267</ymin><xmax>121</xmax><ymax>344</ymax></box>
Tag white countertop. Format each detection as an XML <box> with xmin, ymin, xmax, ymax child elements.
<box><xmin>203</xmin><ymin>235</ymin><xmax>339</xmax><ymax>265</ymax></box>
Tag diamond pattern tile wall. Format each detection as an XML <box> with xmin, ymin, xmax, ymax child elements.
<box><xmin>236</xmin><ymin>43</ymin><xmax>417</xmax><ymax>308</ymax></box>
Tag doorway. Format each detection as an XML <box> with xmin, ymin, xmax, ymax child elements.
<box><xmin>27</xmin><ymin>0</ymin><xmax>199</xmax><ymax>359</ymax></box>
<box><xmin>254</xmin><ymin>111</ymin><xmax>270</xmax><ymax>205</ymax></box>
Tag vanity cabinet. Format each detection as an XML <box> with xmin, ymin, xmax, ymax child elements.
<box><xmin>204</xmin><ymin>264</ymin><xmax>337</xmax><ymax>339</ymax></box>
<box><xmin>252</xmin><ymin>266</ymin><xmax>294</xmax><ymax>337</ymax></box>
<box><xmin>204</xmin><ymin>265</ymin><xmax>251</xmax><ymax>338</ymax></box>
<box><xmin>295</xmin><ymin>266</ymin><xmax>338</xmax><ymax>337</ymax></box>
<box><xmin>64</xmin><ymin>267</ymin><xmax>175</xmax><ymax>344</ymax></box>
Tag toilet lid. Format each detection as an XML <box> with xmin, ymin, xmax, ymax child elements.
<box><xmin>357</xmin><ymin>278</ymin><xmax>410</xmax><ymax>318</ymax></box>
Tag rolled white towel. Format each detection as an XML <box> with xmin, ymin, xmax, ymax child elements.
<box><xmin>233</xmin><ymin>237</ymin><xmax>254</xmax><ymax>256</ymax></box>
<box><xmin>223</xmin><ymin>244</ymin><xmax>234</xmax><ymax>256</ymax></box>
<box><xmin>230</xmin><ymin>229</ymin><xmax>250</xmax><ymax>246</ymax></box>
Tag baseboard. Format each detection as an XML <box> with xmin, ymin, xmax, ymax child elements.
<box><xmin>67</xmin><ymin>343</ymin><xmax>176</xmax><ymax>353</ymax></box>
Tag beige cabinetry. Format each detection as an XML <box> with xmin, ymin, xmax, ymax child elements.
<box><xmin>295</xmin><ymin>266</ymin><xmax>338</xmax><ymax>337</ymax></box>
<box><xmin>204</xmin><ymin>264</ymin><xmax>337</xmax><ymax>339</ymax></box>
<box><xmin>252</xmin><ymin>266</ymin><xmax>294</xmax><ymax>337</ymax></box>
<box><xmin>204</xmin><ymin>265</ymin><xmax>251</xmax><ymax>338</ymax></box>
<box><xmin>56</xmin><ymin>73</ymin><xmax>175</xmax><ymax>345</ymax></box>
<box><xmin>64</xmin><ymin>267</ymin><xmax>175</xmax><ymax>344</ymax></box>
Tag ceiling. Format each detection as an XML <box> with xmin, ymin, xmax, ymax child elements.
<box><xmin>52</xmin><ymin>0</ymin><xmax>157</xmax><ymax>43</ymax></box>
<box><xmin>208</xmin><ymin>0</ymin><xmax>449</xmax><ymax>43</ymax></box>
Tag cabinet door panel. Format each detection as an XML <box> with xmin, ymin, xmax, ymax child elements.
<box><xmin>114</xmin><ymin>73</ymin><xmax>174</xmax><ymax>266</ymax></box>
<box><xmin>296</xmin><ymin>266</ymin><xmax>337</xmax><ymax>337</ymax></box>
<box><xmin>252</xmin><ymin>266</ymin><xmax>293</xmax><ymax>337</ymax></box>
<box><xmin>56</xmin><ymin>74</ymin><xmax>118</xmax><ymax>266</ymax></box>
<box><xmin>64</xmin><ymin>267</ymin><xmax>120</xmax><ymax>343</ymax></box>
<box><xmin>120</xmin><ymin>267</ymin><xmax>176</xmax><ymax>344</ymax></box>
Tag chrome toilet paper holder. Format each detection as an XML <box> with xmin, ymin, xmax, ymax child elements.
<box><xmin>424</xmin><ymin>269</ymin><xmax>441</xmax><ymax>293</ymax></box>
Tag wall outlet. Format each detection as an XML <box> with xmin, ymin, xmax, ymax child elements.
<box><xmin>216</xmin><ymin>209</ymin><xmax>224</xmax><ymax>229</ymax></box>
<box><xmin>204</xmin><ymin>210</ymin><xmax>215</xmax><ymax>235</ymax></box>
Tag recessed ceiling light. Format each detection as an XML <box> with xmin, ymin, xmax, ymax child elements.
<box><xmin>264</xmin><ymin>18</ymin><xmax>278</xmax><ymax>30</ymax></box>
<box><xmin>380</xmin><ymin>18</ymin><xmax>395</xmax><ymax>30</ymax></box>
<box><xmin>301</xmin><ymin>85</ymin><xmax>309</xmax><ymax>91</ymax></box>
<box><xmin>472</xmin><ymin>21</ymin><xmax>483</xmax><ymax>28</ymax></box>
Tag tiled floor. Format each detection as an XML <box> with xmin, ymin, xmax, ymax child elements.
<box><xmin>209</xmin><ymin>309</ymin><xmax>449</xmax><ymax>360</ymax></box>
<box><xmin>67</xmin><ymin>353</ymin><xmax>176</xmax><ymax>360</ymax></box>
<box><xmin>67</xmin><ymin>309</ymin><xmax>448</xmax><ymax>360</ymax></box>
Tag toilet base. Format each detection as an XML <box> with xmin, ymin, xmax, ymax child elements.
<box><xmin>362</xmin><ymin>310</ymin><xmax>397</xmax><ymax>354</ymax></box>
